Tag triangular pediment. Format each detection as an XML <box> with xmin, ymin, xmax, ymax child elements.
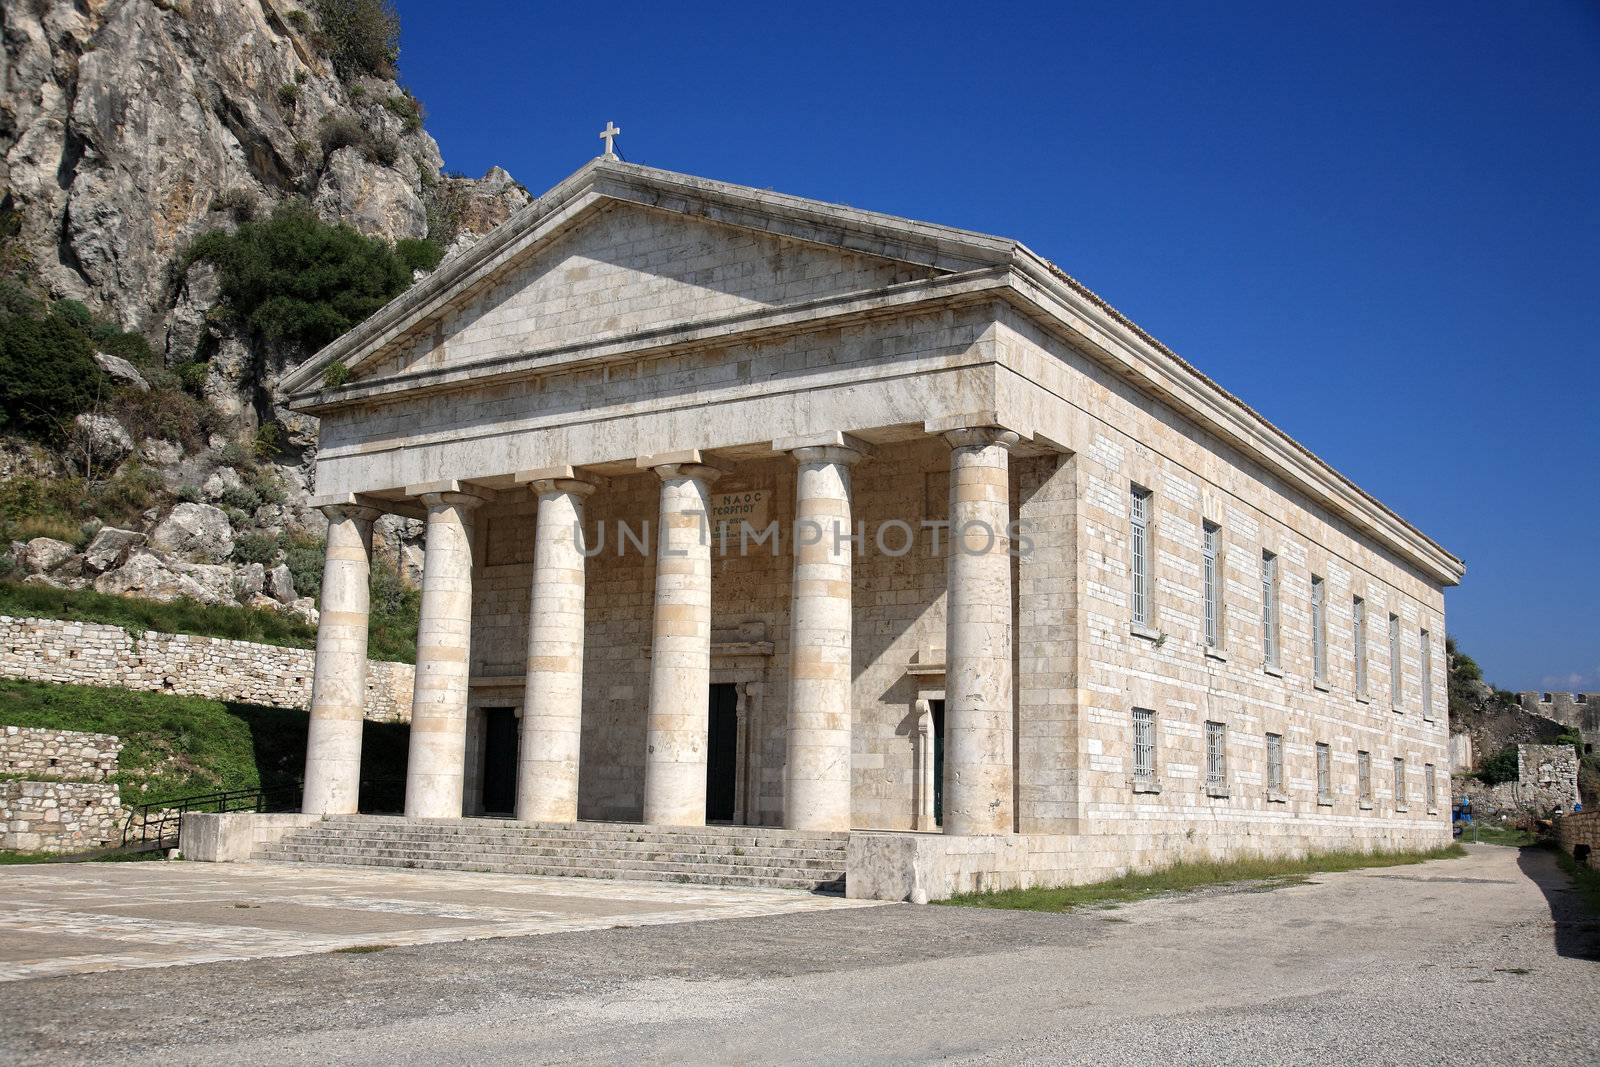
<box><xmin>359</xmin><ymin>200</ymin><xmax>939</xmax><ymax>383</ymax></box>
<box><xmin>282</xmin><ymin>159</ymin><xmax>1017</xmax><ymax>397</ymax></box>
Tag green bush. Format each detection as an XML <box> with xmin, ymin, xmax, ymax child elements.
<box><xmin>233</xmin><ymin>532</ymin><xmax>281</xmax><ymax>566</ymax></box>
<box><xmin>51</xmin><ymin>298</ymin><xmax>92</xmax><ymax>330</ymax></box>
<box><xmin>0</xmin><ymin>306</ymin><xmax>110</xmax><ymax>437</ymax></box>
<box><xmin>382</xmin><ymin>92</ymin><xmax>423</xmax><ymax>132</ymax></box>
<box><xmin>186</xmin><ymin>204</ymin><xmax>412</xmax><ymax>356</ymax></box>
<box><xmin>394</xmin><ymin>237</ymin><xmax>443</xmax><ymax>274</ymax></box>
<box><xmin>0</xmin><ymin>466</ymin><xmax>166</xmax><ymax>541</ymax></box>
<box><xmin>277</xmin><ymin>83</ymin><xmax>300</xmax><ymax>109</ymax></box>
<box><xmin>318</xmin><ymin>113</ymin><xmax>367</xmax><ymax>156</ymax></box>
<box><xmin>1477</xmin><ymin>744</ymin><xmax>1520</xmax><ymax>786</ymax></box>
<box><xmin>220</xmin><ymin>483</ymin><xmax>265</xmax><ymax>514</ymax></box>
<box><xmin>311</xmin><ymin>0</ymin><xmax>402</xmax><ymax>81</ymax></box>
<box><xmin>282</xmin><ymin>532</ymin><xmax>326</xmax><ymax>601</ymax></box>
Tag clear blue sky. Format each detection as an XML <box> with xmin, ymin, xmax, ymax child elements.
<box><xmin>393</xmin><ymin>0</ymin><xmax>1599</xmax><ymax>691</ymax></box>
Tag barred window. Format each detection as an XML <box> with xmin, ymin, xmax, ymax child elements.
<box><xmin>1311</xmin><ymin>575</ymin><xmax>1327</xmax><ymax>684</ymax></box>
<box><xmin>1316</xmin><ymin>742</ymin><xmax>1331</xmax><ymax>799</ymax></box>
<box><xmin>1266</xmin><ymin>733</ymin><xmax>1284</xmax><ymax>793</ymax></box>
<box><xmin>1389</xmin><ymin>613</ymin><xmax>1402</xmax><ymax>707</ymax></box>
<box><xmin>1353</xmin><ymin>597</ymin><xmax>1368</xmax><ymax>696</ymax></box>
<box><xmin>1358</xmin><ymin>751</ymin><xmax>1372</xmax><ymax>804</ymax></box>
<box><xmin>1394</xmin><ymin>757</ymin><xmax>1407</xmax><ymax>809</ymax></box>
<box><xmin>1261</xmin><ymin>551</ymin><xmax>1279</xmax><ymax>666</ymax></box>
<box><xmin>1203</xmin><ymin>522</ymin><xmax>1221</xmax><ymax>648</ymax></box>
<box><xmin>1132</xmin><ymin>708</ymin><xmax>1157</xmax><ymax>780</ymax></box>
<box><xmin>1420</xmin><ymin>629</ymin><xmax>1433</xmax><ymax>720</ymax></box>
<box><xmin>1425</xmin><ymin>763</ymin><xmax>1437</xmax><ymax>811</ymax></box>
<box><xmin>1206</xmin><ymin>721</ymin><xmax>1228</xmax><ymax>791</ymax></box>
<box><xmin>1130</xmin><ymin>486</ymin><xmax>1152</xmax><ymax>626</ymax></box>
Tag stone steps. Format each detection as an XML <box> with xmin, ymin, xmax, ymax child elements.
<box><xmin>254</xmin><ymin>816</ymin><xmax>848</xmax><ymax>892</ymax></box>
<box><xmin>280</xmin><ymin>831</ymin><xmax>844</xmax><ymax>863</ymax></box>
<box><xmin>259</xmin><ymin>840</ymin><xmax>846</xmax><ymax>871</ymax></box>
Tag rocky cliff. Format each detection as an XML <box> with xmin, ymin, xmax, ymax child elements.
<box><xmin>1</xmin><ymin>0</ymin><xmax>529</xmax><ymax>613</ymax></box>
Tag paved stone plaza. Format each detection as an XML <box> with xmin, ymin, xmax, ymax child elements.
<box><xmin>0</xmin><ymin>860</ymin><xmax>881</xmax><ymax>983</ymax></box>
<box><xmin>1</xmin><ymin>846</ymin><xmax>1595</xmax><ymax>1065</ymax></box>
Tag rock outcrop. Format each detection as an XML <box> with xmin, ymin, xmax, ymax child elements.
<box><xmin>1</xmin><ymin>0</ymin><xmax>533</xmax><ymax>613</ymax></box>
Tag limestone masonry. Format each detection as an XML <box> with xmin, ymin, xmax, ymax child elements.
<box><xmin>1</xmin><ymin>616</ymin><xmax>414</xmax><ymax>722</ymax></box>
<box><xmin>0</xmin><ymin>727</ymin><xmax>123</xmax><ymax>853</ymax></box>
<box><xmin>196</xmin><ymin>159</ymin><xmax>1467</xmax><ymax>899</ymax></box>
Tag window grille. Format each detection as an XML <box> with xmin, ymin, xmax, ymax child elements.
<box><xmin>1266</xmin><ymin>733</ymin><xmax>1284</xmax><ymax>793</ymax></box>
<box><xmin>1353</xmin><ymin>597</ymin><xmax>1368</xmax><ymax>695</ymax></box>
<box><xmin>1203</xmin><ymin>522</ymin><xmax>1221</xmax><ymax>648</ymax></box>
<box><xmin>1311</xmin><ymin>576</ymin><xmax>1327</xmax><ymax>683</ymax></box>
<box><xmin>1316</xmin><ymin>742</ymin><xmax>1331</xmax><ymax>798</ymax></box>
<box><xmin>1425</xmin><ymin>764</ymin><xmax>1437</xmax><ymax>811</ymax></box>
<box><xmin>1261</xmin><ymin>551</ymin><xmax>1279</xmax><ymax>666</ymax></box>
<box><xmin>1206</xmin><ymin>721</ymin><xmax>1227</xmax><ymax>789</ymax></box>
<box><xmin>1420</xmin><ymin>630</ymin><xmax>1433</xmax><ymax>719</ymax></box>
<box><xmin>1394</xmin><ymin>757</ymin><xmax>1406</xmax><ymax>808</ymax></box>
<box><xmin>1389</xmin><ymin>613</ymin><xmax>1402</xmax><ymax>706</ymax></box>
<box><xmin>1132</xmin><ymin>708</ymin><xmax>1156</xmax><ymax>780</ymax></box>
<box><xmin>1130</xmin><ymin>487</ymin><xmax>1151</xmax><ymax>626</ymax></box>
<box><xmin>1358</xmin><ymin>751</ymin><xmax>1372</xmax><ymax>803</ymax></box>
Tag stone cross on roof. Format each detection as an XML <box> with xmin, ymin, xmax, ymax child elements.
<box><xmin>599</xmin><ymin>121</ymin><xmax>621</xmax><ymax>159</ymax></box>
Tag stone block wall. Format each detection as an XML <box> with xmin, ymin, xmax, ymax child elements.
<box><xmin>1517</xmin><ymin>743</ymin><xmax>1581</xmax><ymax>813</ymax></box>
<box><xmin>0</xmin><ymin>725</ymin><xmax>121</xmax><ymax>779</ymax></box>
<box><xmin>0</xmin><ymin>780</ymin><xmax>123</xmax><ymax>853</ymax></box>
<box><xmin>1452</xmin><ymin>743</ymin><xmax>1581</xmax><ymax>819</ymax></box>
<box><xmin>0</xmin><ymin>726</ymin><xmax>125</xmax><ymax>853</ymax></box>
<box><xmin>1556</xmin><ymin>810</ymin><xmax>1600</xmax><ymax>870</ymax></box>
<box><xmin>0</xmin><ymin>616</ymin><xmax>414</xmax><ymax>722</ymax></box>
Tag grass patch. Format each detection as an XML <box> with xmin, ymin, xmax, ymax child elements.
<box><xmin>0</xmin><ymin>579</ymin><xmax>417</xmax><ymax>664</ymax></box>
<box><xmin>1554</xmin><ymin>847</ymin><xmax>1600</xmax><ymax>918</ymax></box>
<box><xmin>0</xmin><ymin>850</ymin><xmax>56</xmax><ymax>864</ymax></box>
<box><xmin>0</xmin><ymin>580</ymin><xmax>318</xmax><ymax>649</ymax></box>
<box><xmin>1460</xmin><ymin>823</ymin><xmax>1537</xmax><ymax>847</ymax></box>
<box><xmin>334</xmin><ymin>944</ymin><xmax>394</xmax><ymax>954</ymax></box>
<box><xmin>0</xmin><ymin>678</ymin><xmax>409</xmax><ymax>806</ymax></box>
<box><xmin>937</xmin><ymin>844</ymin><xmax>1467</xmax><ymax>912</ymax></box>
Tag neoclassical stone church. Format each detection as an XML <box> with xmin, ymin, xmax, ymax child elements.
<box><xmin>266</xmin><ymin>153</ymin><xmax>1463</xmax><ymax>898</ymax></box>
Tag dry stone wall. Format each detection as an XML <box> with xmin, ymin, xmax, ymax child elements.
<box><xmin>1</xmin><ymin>616</ymin><xmax>414</xmax><ymax>723</ymax></box>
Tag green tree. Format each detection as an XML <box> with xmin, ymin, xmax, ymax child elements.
<box><xmin>187</xmin><ymin>205</ymin><xmax>412</xmax><ymax>356</ymax></box>
<box><xmin>0</xmin><ymin>307</ymin><xmax>108</xmax><ymax>437</ymax></box>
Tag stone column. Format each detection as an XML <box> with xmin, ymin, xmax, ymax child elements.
<box><xmin>778</xmin><ymin>434</ymin><xmax>868</xmax><ymax>831</ymax></box>
<box><xmin>942</xmin><ymin>426</ymin><xmax>1019</xmax><ymax>835</ymax></box>
<box><xmin>404</xmin><ymin>485</ymin><xmax>487</xmax><ymax>819</ymax></box>
<box><xmin>515</xmin><ymin>469</ymin><xmax>601</xmax><ymax>823</ymax></box>
<box><xmin>639</xmin><ymin>453</ymin><xmax>722</xmax><ymax>826</ymax></box>
<box><xmin>301</xmin><ymin>502</ymin><xmax>382</xmax><ymax>815</ymax></box>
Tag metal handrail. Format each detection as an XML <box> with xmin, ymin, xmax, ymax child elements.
<box><xmin>120</xmin><ymin>784</ymin><xmax>299</xmax><ymax>850</ymax></box>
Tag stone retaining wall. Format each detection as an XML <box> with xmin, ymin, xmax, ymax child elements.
<box><xmin>0</xmin><ymin>726</ymin><xmax>121</xmax><ymax>780</ymax></box>
<box><xmin>1557</xmin><ymin>810</ymin><xmax>1600</xmax><ymax>870</ymax></box>
<box><xmin>1</xmin><ymin>615</ymin><xmax>414</xmax><ymax>722</ymax></box>
<box><xmin>0</xmin><ymin>779</ymin><xmax>124</xmax><ymax>853</ymax></box>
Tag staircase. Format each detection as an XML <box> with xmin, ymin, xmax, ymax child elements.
<box><xmin>256</xmin><ymin>815</ymin><xmax>848</xmax><ymax>892</ymax></box>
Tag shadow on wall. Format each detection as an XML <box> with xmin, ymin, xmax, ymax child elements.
<box><xmin>1515</xmin><ymin>845</ymin><xmax>1600</xmax><ymax>962</ymax></box>
<box><xmin>225</xmin><ymin>703</ymin><xmax>409</xmax><ymax>814</ymax></box>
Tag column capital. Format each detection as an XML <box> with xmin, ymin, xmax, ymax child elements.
<box><xmin>405</xmin><ymin>480</ymin><xmax>495</xmax><ymax>511</ymax></box>
<box><xmin>315</xmin><ymin>502</ymin><xmax>384</xmax><ymax>526</ymax></box>
<box><xmin>940</xmin><ymin>426</ymin><xmax>1021</xmax><ymax>451</ymax></box>
<box><xmin>774</xmin><ymin>431</ymin><xmax>875</xmax><ymax>465</ymax></box>
<box><xmin>924</xmin><ymin>412</ymin><xmax>1030</xmax><ymax>450</ymax></box>
<box><xmin>513</xmin><ymin>465</ymin><xmax>605</xmax><ymax>498</ymax></box>
<box><xmin>643</xmin><ymin>463</ymin><xmax>732</xmax><ymax>489</ymax></box>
